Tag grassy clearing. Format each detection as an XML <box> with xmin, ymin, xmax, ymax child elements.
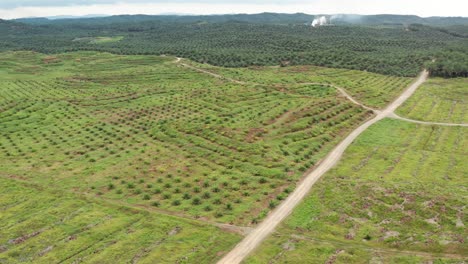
<box><xmin>397</xmin><ymin>78</ymin><xmax>468</xmax><ymax>123</ymax></box>
<box><xmin>73</xmin><ymin>36</ymin><xmax>124</xmax><ymax>44</ymax></box>
<box><xmin>0</xmin><ymin>51</ymin><xmax>383</xmax><ymax>225</ymax></box>
<box><xmin>0</xmin><ymin>177</ymin><xmax>239</xmax><ymax>263</ymax></box>
<box><xmin>181</xmin><ymin>60</ymin><xmax>413</xmax><ymax>109</ymax></box>
<box><xmin>246</xmin><ymin>119</ymin><xmax>467</xmax><ymax>263</ymax></box>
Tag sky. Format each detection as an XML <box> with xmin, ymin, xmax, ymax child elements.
<box><xmin>1</xmin><ymin>0</ymin><xmax>467</xmax><ymax>19</ymax></box>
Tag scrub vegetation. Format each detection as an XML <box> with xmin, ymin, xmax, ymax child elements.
<box><xmin>0</xmin><ymin>177</ymin><xmax>240</xmax><ymax>263</ymax></box>
<box><xmin>179</xmin><ymin>60</ymin><xmax>413</xmax><ymax>109</ymax></box>
<box><xmin>1</xmin><ymin>13</ymin><xmax>467</xmax><ymax>262</ymax></box>
<box><xmin>397</xmin><ymin>77</ymin><xmax>468</xmax><ymax>123</ymax></box>
<box><xmin>1</xmin><ymin>51</ymin><xmax>413</xmax><ymax>226</ymax></box>
<box><xmin>246</xmin><ymin>119</ymin><xmax>467</xmax><ymax>263</ymax></box>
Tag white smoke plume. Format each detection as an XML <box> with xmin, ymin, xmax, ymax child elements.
<box><xmin>311</xmin><ymin>16</ymin><xmax>327</xmax><ymax>27</ymax></box>
<box><xmin>329</xmin><ymin>14</ymin><xmax>363</xmax><ymax>24</ymax></box>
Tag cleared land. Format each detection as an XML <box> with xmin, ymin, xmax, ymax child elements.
<box><xmin>397</xmin><ymin>78</ymin><xmax>468</xmax><ymax>123</ymax></box>
<box><xmin>0</xmin><ymin>51</ymin><xmax>413</xmax><ymax>226</ymax></box>
<box><xmin>179</xmin><ymin>60</ymin><xmax>413</xmax><ymax>109</ymax></box>
<box><xmin>217</xmin><ymin>70</ymin><xmax>428</xmax><ymax>264</ymax></box>
<box><xmin>246</xmin><ymin>119</ymin><xmax>467</xmax><ymax>263</ymax></box>
<box><xmin>0</xmin><ymin>177</ymin><xmax>239</xmax><ymax>263</ymax></box>
<box><xmin>72</xmin><ymin>36</ymin><xmax>124</xmax><ymax>44</ymax></box>
<box><xmin>1</xmin><ymin>51</ymin><xmax>461</xmax><ymax>263</ymax></box>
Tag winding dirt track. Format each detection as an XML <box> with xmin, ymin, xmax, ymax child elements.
<box><xmin>217</xmin><ymin>70</ymin><xmax>429</xmax><ymax>264</ymax></box>
<box><xmin>297</xmin><ymin>82</ymin><xmax>379</xmax><ymax>113</ymax></box>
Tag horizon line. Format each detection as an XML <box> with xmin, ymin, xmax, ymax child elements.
<box><xmin>6</xmin><ymin>12</ymin><xmax>468</xmax><ymax>21</ymax></box>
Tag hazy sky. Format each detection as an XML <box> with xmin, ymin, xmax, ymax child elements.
<box><xmin>1</xmin><ymin>0</ymin><xmax>467</xmax><ymax>19</ymax></box>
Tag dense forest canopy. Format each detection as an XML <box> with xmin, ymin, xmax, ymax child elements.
<box><xmin>1</xmin><ymin>13</ymin><xmax>467</xmax><ymax>77</ymax></box>
<box><xmin>13</xmin><ymin>13</ymin><xmax>468</xmax><ymax>26</ymax></box>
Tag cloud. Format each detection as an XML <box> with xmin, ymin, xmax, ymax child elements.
<box><xmin>0</xmin><ymin>0</ymin><xmax>467</xmax><ymax>20</ymax></box>
<box><xmin>0</xmin><ymin>0</ymin><xmax>305</xmax><ymax>9</ymax></box>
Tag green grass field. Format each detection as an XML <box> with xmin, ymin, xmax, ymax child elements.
<box><xmin>0</xmin><ymin>51</ymin><xmax>398</xmax><ymax>225</ymax></box>
<box><xmin>180</xmin><ymin>60</ymin><xmax>413</xmax><ymax>109</ymax></box>
<box><xmin>2</xmin><ymin>50</ymin><xmax>458</xmax><ymax>263</ymax></box>
<box><xmin>246</xmin><ymin>118</ymin><xmax>467</xmax><ymax>263</ymax></box>
<box><xmin>72</xmin><ymin>36</ymin><xmax>124</xmax><ymax>44</ymax></box>
<box><xmin>397</xmin><ymin>78</ymin><xmax>468</xmax><ymax>123</ymax></box>
<box><xmin>0</xmin><ymin>177</ymin><xmax>240</xmax><ymax>263</ymax></box>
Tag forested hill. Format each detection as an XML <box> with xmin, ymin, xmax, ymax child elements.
<box><xmin>14</xmin><ymin>13</ymin><xmax>468</xmax><ymax>26</ymax></box>
<box><xmin>2</xmin><ymin>13</ymin><xmax>468</xmax><ymax>77</ymax></box>
<box><xmin>330</xmin><ymin>14</ymin><xmax>468</xmax><ymax>26</ymax></box>
<box><xmin>15</xmin><ymin>13</ymin><xmax>315</xmax><ymax>25</ymax></box>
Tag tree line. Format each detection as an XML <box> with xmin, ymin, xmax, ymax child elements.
<box><xmin>0</xmin><ymin>18</ymin><xmax>467</xmax><ymax>77</ymax></box>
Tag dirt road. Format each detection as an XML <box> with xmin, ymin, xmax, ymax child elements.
<box><xmin>297</xmin><ymin>82</ymin><xmax>378</xmax><ymax>112</ymax></box>
<box><xmin>176</xmin><ymin>58</ymin><xmax>245</xmax><ymax>84</ymax></box>
<box><xmin>335</xmin><ymin>86</ymin><xmax>378</xmax><ymax>113</ymax></box>
<box><xmin>217</xmin><ymin>70</ymin><xmax>429</xmax><ymax>264</ymax></box>
<box><xmin>389</xmin><ymin>113</ymin><xmax>468</xmax><ymax>127</ymax></box>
